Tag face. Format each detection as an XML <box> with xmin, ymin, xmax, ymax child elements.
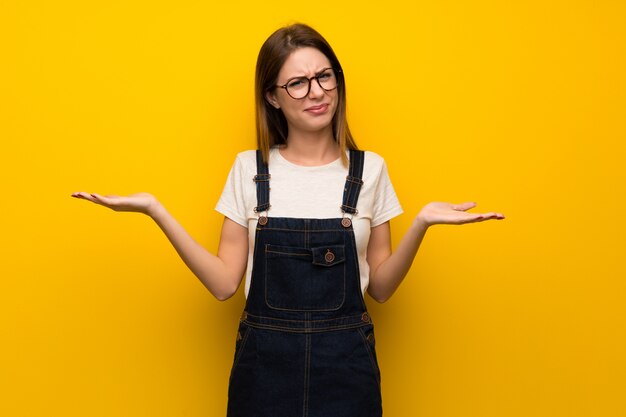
<box><xmin>266</xmin><ymin>47</ymin><xmax>339</xmax><ymax>136</ymax></box>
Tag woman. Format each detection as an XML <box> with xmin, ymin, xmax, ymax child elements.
<box><xmin>72</xmin><ymin>23</ymin><xmax>504</xmax><ymax>417</ymax></box>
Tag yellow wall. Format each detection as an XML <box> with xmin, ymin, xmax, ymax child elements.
<box><xmin>2</xmin><ymin>1</ymin><xmax>625</xmax><ymax>416</ymax></box>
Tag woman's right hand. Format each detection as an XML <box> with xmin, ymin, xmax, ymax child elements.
<box><xmin>71</xmin><ymin>191</ymin><xmax>159</xmax><ymax>216</ymax></box>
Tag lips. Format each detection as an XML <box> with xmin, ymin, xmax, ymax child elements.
<box><xmin>304</xmin><ymin>103</ymin><xmax>329</xmax><ymax>113</ymax></box>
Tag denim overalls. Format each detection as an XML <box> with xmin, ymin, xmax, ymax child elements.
<box><xmin>227</xmin><ymin>150</ymin><xmax>382</xmax><ymax>417</ymax></box>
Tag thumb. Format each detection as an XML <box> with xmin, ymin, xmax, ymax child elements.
<box><xmin>452</xmin><ymin>202</ymin><xmax>477</xmax><ymax>211</ymax></box>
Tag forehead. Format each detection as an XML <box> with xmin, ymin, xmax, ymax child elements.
<box><xmin>278</xmin><ymin>47</ymin><xmax>332</xmax><ymax>80</ymax></box>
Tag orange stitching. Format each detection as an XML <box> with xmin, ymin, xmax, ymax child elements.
<box><xmin>242</xmin><ymin>320</ymin><xmax>370</xmax><ymax>333</ymax></box>
<box><xmin>244</xmin><ymin>311</ymin><xmax>365</xmax><ymax>323</ymax></box>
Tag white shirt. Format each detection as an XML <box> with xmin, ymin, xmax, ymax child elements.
<box><xmin>215</xmin><ymin>147</ymin><xmax>403</xmax><ymax>298</ymax></box>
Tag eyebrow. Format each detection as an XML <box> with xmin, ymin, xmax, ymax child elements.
<box><xmin>284</xmin><ymin>67</ymin><xmax>331</xmax><ymax>81</ymax></box>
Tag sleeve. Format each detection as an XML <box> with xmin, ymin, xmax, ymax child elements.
<box><xmin>215</xmin><ymin>154</ymin><xmax>249</xmax><ymax>228</ymax></box>
<box><xmin>370</xmin><ymin>159</ymin><xmax>404</xmax><ymax>227</ymax></box>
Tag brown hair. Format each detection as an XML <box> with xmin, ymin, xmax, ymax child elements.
<box><xmin>255</xmin><ymin>23</ymin><xmax>358</xmax><ymax>165</ymax></box>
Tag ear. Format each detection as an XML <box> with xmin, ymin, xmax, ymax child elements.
<box><xmin>265</xmin><ymin>91</ymin><xmax>280</xmax><ymax>109</ymax></box>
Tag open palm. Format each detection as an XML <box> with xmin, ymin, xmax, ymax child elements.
<box><xmin>71</xmin><ymin>191</ymin><xmax>158</xmax><ymax>215</ymax></box>
<box><xmin>417</xmin><ymin>202</ymin><xmax>505</xmax><ymax>227</ymax></box>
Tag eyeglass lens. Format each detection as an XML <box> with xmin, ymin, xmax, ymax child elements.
<box><xmin>286</xmin><ymin>69</ymin><xmax>337</xmax><ymax>99</ymax></box>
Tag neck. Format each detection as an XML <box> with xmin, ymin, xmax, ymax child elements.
<box><xmin>281</xmin><ymin>126</ymin><xmax>340</xmax><ymax>166</ymax></box>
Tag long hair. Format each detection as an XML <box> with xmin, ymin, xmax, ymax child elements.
<box><xmin>255</xmin><ymin>23</ymin><xmax>357</xmax><ymax>165</ymax></box>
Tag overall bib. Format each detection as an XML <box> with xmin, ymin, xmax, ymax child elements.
<box><xmin>227</xmin><ymin>150</ymin><xmax>382</xmax><ymax>417</ymax></box>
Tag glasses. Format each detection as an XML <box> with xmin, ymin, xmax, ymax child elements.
<box><xmin>276</xmin><ymin>67</ymin><xmax>340</xmax><ymax>100</ymax></box>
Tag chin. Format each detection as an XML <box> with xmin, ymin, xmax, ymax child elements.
<box><xmin>305</xmin><ymin>120</ymin><xmax>334</xmax><ymax>133</ymax></box>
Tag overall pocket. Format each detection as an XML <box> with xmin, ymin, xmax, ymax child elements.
<box><xmin>358</xmin><ymin>324</ymin><xmax>382</xmax><ymax>387</ymax></box>
<box><xmin>231</xmin><ymin>321</ymin><xmax>251</xmax><ymax>370</ymax></box>
<box><xmin>264</xmin><ymin>244</ymin><xmax>346</xmax><ymax>311</ymax></box>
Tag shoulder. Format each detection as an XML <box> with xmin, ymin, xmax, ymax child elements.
<box><xmin>229</xmin><ymin>150</ymin><xmax>258</xmax><ymax>173</ymax></box>
<box><xmin>362</xmin><ymin>150</ymin><xmax>385</xmax><ymax>166</ymax></box>
<box><xmin>221</xmin><ymin>150</ymin><xmax>258</xmax><ymax>184</ymax></box>
<box><xmin>360</xmin><ymin>150</ymin><xmax>387</xmax><ymax>176</ymax></box>
<box><xmin>233</xmin><ymin>149</ymin><xmax>257</xmax><ymax>164</ymax></box>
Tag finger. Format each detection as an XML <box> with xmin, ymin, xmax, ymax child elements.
<box><xmin>71</xmin><ymin>192</ymin><xmax>95</xmax><ymax>201</ymax></box>
<box><xmin>484</xmin><ymin>212</ymin><xmax>506</xmax><ymax>219</ymax></box>
<box><xmin>452</xmin><ymin>211</ymin><xmax>484</xmax><ymax>224</ymax></box>
<box><xmin>91</xmin><ymin>193</ymin><xmax>115</xmax><ymax>201</ymax></box>
<box><xmin>473</xmin><ymin>212</ymin><xmax>505</xmax><ymax>222</ymax></box>
<box><xmin>90</xmin><ymin>193</ymin><xmax>113</xmax><ymax>205</ymax></box>
<box><xmin>89</xmin><ymin>193</ymin><xmax>103</xmax><ymax>203</ymax></box>
<box><xmin>452</xmin><ymin>201</ymin><xmax>477</xmax><ymax>211</ymax></box>
<box><xmin>84</xmin><ymin>193</ymin><xmax>115</xmax><ymax>208</ymax></box>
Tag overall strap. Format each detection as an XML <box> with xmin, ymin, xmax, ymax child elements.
<box><xmin>340</xmin><ymin>150</ymin><xmax>365</xmax><ymax>215</ymax></box>
<box><xmin>253</xmin><ymin>150</ymin><xmax>270</xmax><ymax>213</ymax></box>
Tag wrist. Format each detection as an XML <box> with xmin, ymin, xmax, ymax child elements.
<box><xmin>413</xmin><ymin>214</ymin><xmax>430</xmax><ymax>231</ymax></box>
<box><xmin>147</xmin><ymin>199</ymin><xmax>166</xmax><ymax>219</ymax></box>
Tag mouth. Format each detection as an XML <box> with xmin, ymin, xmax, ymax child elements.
<box><xmin>304</xmin><ymin>103</ymin><xmax>329</xmax><ymax>113</ymax></box>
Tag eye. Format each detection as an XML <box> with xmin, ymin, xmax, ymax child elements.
<box><xmin>318</xmin><ymin>71</ymin><xmax>332</xmax><ymax>80</ymax></box>
<box><xmin>287</xmin><ymin>78</ymin><xmax>306</xmax><ymax>89</ymax></box>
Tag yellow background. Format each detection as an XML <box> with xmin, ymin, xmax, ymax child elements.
<box><xmin>2</xmin><ymin>1</ymin><xmax>625</xmax><ymax>416</ymax></box>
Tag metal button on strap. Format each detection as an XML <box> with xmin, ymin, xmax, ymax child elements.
<box><xmin>361</xmin><ymin>312</ymin><xmax>370</xmax><ymax>322</ymax></box>
<box><xmin>341</xmin><ymin>218</ymin><xmax>352</xmax><ymax>228</ymax></box>
<box><xmin>367</xmin><ymin>333</ymin><xmax>375</xmax><ymax>343</ymax></box>
<box><xmin>258</xmin><ymin>216</ymin><xmax>268</xmax><ymax>226</ymax></box>
<box><xmin>324</xmin><ymin>249</ymin><xmax>335</xmax><ymax>263</ymax></box>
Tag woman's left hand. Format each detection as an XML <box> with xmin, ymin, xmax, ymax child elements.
<box><xmin>416</xmin><ymin>202</ymin><xmax>505</xmax><ymax>228</ymax></box>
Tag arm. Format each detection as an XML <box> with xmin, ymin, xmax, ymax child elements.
<box><xmin>71</xmin><ymin>191</ymin><xmax>248</xmax><ymax>301</ymax></box>
<box><xmin>366</xmin><ymin>201</ymin><xmax>505</xmax><ymax>303</ymax></box>
<box><xmin>150</xmin><ymin>202</ymin><xmax>248</xmax><ymax>301</ymax></box>
<box><xmin>366</xmin><ymin>218</ymin><xmax>426</xmax><ymax>303</ymax></box>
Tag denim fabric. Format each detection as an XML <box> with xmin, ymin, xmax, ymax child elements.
<box><xmin>227</xmin><ymin>151</ymin><xmax>382</xmax><ymax>417</ymax></box>
<box><xmin>340</xmin><ymin>150</ymin><xmax>364</xmax><ymax>215</ymax></box>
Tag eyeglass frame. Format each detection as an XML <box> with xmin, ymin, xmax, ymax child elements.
<box><xmin>275</xmin><ymin>67</ymin><xmax>341</xmax><ymax>100</ymax></box>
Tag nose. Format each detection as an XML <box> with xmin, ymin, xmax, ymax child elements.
<box><xmin>307</xmin><ymin>78</ymin><xmax>325</xmax><ymax>99</ymax></box>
